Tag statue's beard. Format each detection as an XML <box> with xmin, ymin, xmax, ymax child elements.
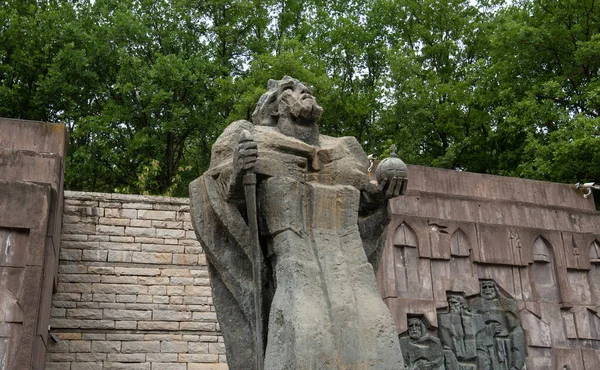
<box><xmin>279</xmin><ymin>93</ymin><xmax>323</xmax><ymax>125</ymax></box>
<box><xmin>276</xmin><ymin>91</ymin><xmax>322</xmax><ymax>146</ymax></box>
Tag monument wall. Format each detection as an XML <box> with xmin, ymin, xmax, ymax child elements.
<box><xmin>380</xmin><ymin>165</ymin><xmax>600</xmax><ymax>369</ymax></box>
<box><xmin>0</xmin><ymin>118</ymin><xmax>67</xmax><ymax>370</ymax></box>
<box><xmin>43</xmin><ymin>166</ymin><xmax>600</xmax><ymax>370</ymax></box>
<box><xmin>44</xmin><ymin>192</ymin><xmax>226</xmax><ymax>370</ymax></box>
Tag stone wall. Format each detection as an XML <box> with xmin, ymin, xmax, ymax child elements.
<box><xmin>45</xmin><ymin>165</ymin><xmax>600</xmax><ymax>370</ymax></box>
<box><xmin>0</xmin><ymin>118</ymin><xmax>67</xmax><ymax>370</ymax></box>
<box><xmin>45</xmin><ymin>192</ymin><xmax>226</xmax><ymax>370</ymax></box>
<box><xmin>379</xmin><ymin>165</ymin><xmax>600</xmax><ymax>370</ymax></box>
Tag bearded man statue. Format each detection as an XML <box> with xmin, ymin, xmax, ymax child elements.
<box><xmin>189</xmin><ymin>76</ymin><xmax>407</xmax><ymax>370</ymax></box>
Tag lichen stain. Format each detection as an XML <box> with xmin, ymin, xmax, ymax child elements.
<box><xmin>4</xmin><ymin>235</ymin><xmax>10</xmax><ymax>257</ymax></box>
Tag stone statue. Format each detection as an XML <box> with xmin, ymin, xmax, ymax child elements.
<box><xmin>399</xmin><ymin>317</ymin><xmax>445</xmax><ymax>370</ymax></box>
<box><xmin>437</xmin><ymin>293</ymin><xmax>486</xmax><ymax>370</ymax></box>
<box><xmin>189</xmin><ymin>76</ymin><xmax>406</xmax><ymax>369</ymax></box>
<box><xmin>470</xmin><ymin>280</ymin><xmax>526</xmax><ymax>370</ymax></box>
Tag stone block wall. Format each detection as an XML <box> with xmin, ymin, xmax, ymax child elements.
<box><xmin>45</xmin><ymin>191</ymin><xmax>227</xmax><ymax>370</ymax></box>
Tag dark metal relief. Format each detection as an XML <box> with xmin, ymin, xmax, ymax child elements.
<box><xmin>400</xmin><ymin>280</ymin><xmax>526</xmax><ymax>370</ymax></box>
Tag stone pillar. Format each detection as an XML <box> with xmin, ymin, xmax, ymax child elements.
<box><xmin>0</xmin><ymin>118</ymin><xmax>67</xmax><ymax>370</ymax></box>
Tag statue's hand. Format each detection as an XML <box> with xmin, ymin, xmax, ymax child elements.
<box><xmin>232</xmin><ymin>133</ymin><xmax>258</xmax><ymax>178</ymax></box>
<box><xmin>228</xmin><ymin>130</ymin><xmax>257</xmax><ymax>202</ymax></box>
<box><xmin>378</xmin><ymin>176</ymin><xmax>407</xmax><ymax>198</ymax></box>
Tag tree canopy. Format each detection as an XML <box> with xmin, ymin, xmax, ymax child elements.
<box><xmin>1</xmin><ymin>0</ymin><xmax>599</xmax><ymax>196</ymax></box>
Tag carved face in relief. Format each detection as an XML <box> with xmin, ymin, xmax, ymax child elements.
<box><xmin>252</xmin><ymin>76</ymin><xmax>323</xmax><ymax>146</ymax></box>
<box><xmin>448</xmin><ymin>295</ymin><xmax>467</xmax><ymax>313</ymax></box>
<box><xmin>488</xmin><ymin>320</ymin><xmax>505</xmax><ymax>336</ymax></box>
<box><xmin>408</xmin><ymin>318</ymin><xmax>423</xmax><ymax>340</ymax></box>
<box><xmin>481</xmin><ymin>280</ymin><xmax>498</xmax><ymax>300</ymax></box>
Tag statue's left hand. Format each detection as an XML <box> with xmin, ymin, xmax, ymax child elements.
<box><xmin>378</xmin><ymin>176</ymin><xmax>407</xmax><ymax>198</ymax></box>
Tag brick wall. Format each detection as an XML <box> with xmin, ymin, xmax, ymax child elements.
<box><xmin>45</xmin><ymin>191</ymin><xmax>227</xmax><ymax>370</ymax></box>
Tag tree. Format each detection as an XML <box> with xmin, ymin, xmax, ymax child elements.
<box><xmin>486</xmin><ymin>0</ymin><xmax>600</xmax><ymax>183</ymax></box>
<box><xmin>2</xmin><ymin>0</ymin><xmax>598</xmax><ymax>196</ymax></box>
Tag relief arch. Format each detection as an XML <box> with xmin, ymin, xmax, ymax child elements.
<box><xmin>531</xmin><ymin>236</ymin><xmax>560</xmax><ymax>302</ymax></box>
<box><xmin>450</xmin><ymin>227</ymin><xmax>473</xmax><ymax>277</ymax></box>
<box><xmin>378</xmin><ymin>222</ymin><xmax>419</xmax><ymax>298</ymax></box>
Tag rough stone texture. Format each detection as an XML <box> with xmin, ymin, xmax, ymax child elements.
<box><xmin>434</xmin><ymin>283</ymin><xmax>526</xmax><ymax>369</ymax></box>
<box><xmin>0</xmin><ymin>118</ymin><xmax>66</xmax><ymax>370</ymax></box>
<box><xmin>45</xmin><ymin>192</ymin><xmax>227</xmax><ymax>370</ymax></box>
<box><xmin>189</xmin><ymin>77</ymin><xmax>404</xmax><ymax>369</ymax></box>
<box><xmin>382</xmin><ymin>164</ymin><xmax>600</xmax><ymax>369</ymax></box>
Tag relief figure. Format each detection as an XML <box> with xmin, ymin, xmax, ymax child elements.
<box><xmin>438</xmin><ymin>294</ymin><xmax>486</xmax><ymax>370</ymax></box>
<box><xmin>470</xmin><ymin>280</ymin><xmax>525</xmax><ymax>370</ymax></box>
<box><xmin>399</xmin><ymin>317</ymin><xmax>445</xmax><ymax>370</ymax></box>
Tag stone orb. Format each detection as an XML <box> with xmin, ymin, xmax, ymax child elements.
<box><xmin>375</xmin><ymin>146</ymin><xmax>407</xmax><ymax>183</ymax></box>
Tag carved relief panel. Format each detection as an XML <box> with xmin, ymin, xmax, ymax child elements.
<box><xmin>384</xmin><ymin>169</ymin><xmax>600</xmax><ymax>369</ymax></box>
<box><xmin>399</xmin><ymin>279</ymin><xmax>526</xmax><ymax>370</ymax></box>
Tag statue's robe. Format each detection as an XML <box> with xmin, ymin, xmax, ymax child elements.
<box><xmin>470</xmin><ymin>296</ymin><xmax>525</xmax><ymax>370</ymax></box>
<box><xmin>189</xmin><ymin>120</ymin><xmax>403</xmax><ymax>370</ymax></box>
<box><xmin>438</xmin><ymin>310</ymin><xmax>486</xmax><ymax>361</ymax></box>
<box><xmin>399</xmin><ymin>329</ymin><xmax>445</xmax><ymax>370</ymax></box>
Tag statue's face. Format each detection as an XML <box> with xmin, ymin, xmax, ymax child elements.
<box><xmin>448</xmin><ymin>296</ymin><xmax>464</xmax><ymax>313</ymax></box>
<box><xmin>408</xmin><ymin>319</ymin><xmax>423</xmax><ymax>340</ymax></box>
<box><xmin>481</xmin><ymin>281</ymin><xmax>497</xmax><ymax>300</ymax></box>
<box><xmin>490</xmin><ymin>321</ymin><xmax>503</xmax><ymax>336</ymax></box>
<box><xmin>277</xmin><ymin>80</ymin><xmax>323</xmax><ymax>126</ymax></box>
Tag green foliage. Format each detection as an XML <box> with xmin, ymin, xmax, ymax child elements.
<box><xmin>1</xmin><ymin>0</ymin><xmax>599</xmax><ymax>196</ymax></box>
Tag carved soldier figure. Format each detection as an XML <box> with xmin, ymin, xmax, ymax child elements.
<box><xmin>437</xmin><ymin>293</ymin><xmax>486</xmax><ymax>370</ymax></box>
<box><xmin>399</xmin><ymin>317</ymin><xmax>445</xmax><ymax>370</ymax></box>
<box><xmin>470</xmin><ymin>280</ymin><xmax>526</xmax><ymax>370</ymax></box>
<box><xmin>189</xmin><ymin>76</ymin><xmax>406</xmax><ymax>369</ymax></box>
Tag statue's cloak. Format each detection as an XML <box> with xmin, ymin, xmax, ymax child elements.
<box><xmin>189</xmin><ymin>120</ymin><xmax>402</xmax><ymax>369</ymax></box>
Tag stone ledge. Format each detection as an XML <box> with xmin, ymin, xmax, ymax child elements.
<box><xmin>64</xmin><ymin>191</ymin><xmax>190</xmax><ymax>206</ymax></box>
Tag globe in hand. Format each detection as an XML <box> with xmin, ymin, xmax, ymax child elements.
<box><xmin>375</xmin><ymin>144</ymin><xmax>408</xmax><ymax>183</ymax></box>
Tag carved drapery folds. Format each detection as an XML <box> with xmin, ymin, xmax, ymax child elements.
<box><xmin>399</xmin><ymin>316</ymin><xmax>445</xmax><ymax>370</ymax></box>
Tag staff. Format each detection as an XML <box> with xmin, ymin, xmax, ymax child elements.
<box><xmin>240</xmin><ymin>129</ymin><xmax>264</xmax><ymax>370</ymax></box>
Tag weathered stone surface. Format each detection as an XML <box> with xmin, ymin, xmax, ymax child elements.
<box><xmin>378</xmin><ymin>162</ymin><xmax>599</xmax><ymax>369</ymax></box>
<box><xmin>398</xmin><ymin>282</ymin><xmax>527</xmax><ymax>369</ymax></box>
<box><xmin>0</xmin><ymin>118</ymin><xmax>66</xmax><ymax>370</ymax></box>
<box><xmin>189</xmin><ymin>76</ymin><xmax>405</xmax><ymax>369</ymax></box>
<box><xmin>399</xmin><ymin>317</ymin><xmax>445</xmax><ymax>369</ymax></box>
<box><xmin>47</xmin><ymin>191</ymin><xmax>225</xmax><ymax>369</ymax></box>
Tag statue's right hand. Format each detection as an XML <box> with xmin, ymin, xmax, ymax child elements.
<box><xmin>233</xmin><ymin>137</ymin><xmax>258</xmax><ymax>175</ymax></box>
<box><xmin>227</xmin><ymin>130</ymin><xmax>257</xmax><ymax>202</ymax></box>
